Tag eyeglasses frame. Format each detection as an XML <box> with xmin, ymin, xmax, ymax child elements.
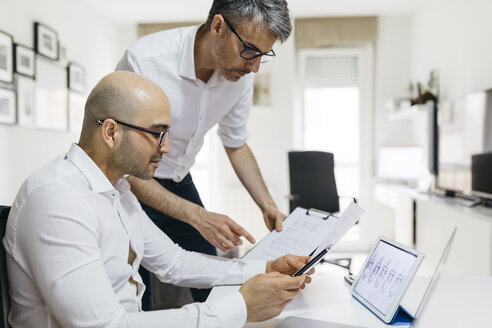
<box><xmin>222</xmin><ymin>16</ymin><xmax>276</xmax><ymax>63</ymax></box>
<box><xmin>96</xmin><ymin>119</ymin><xmax>168</xmax><ymax>148</ymax></box>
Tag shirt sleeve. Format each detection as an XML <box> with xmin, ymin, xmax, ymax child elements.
<box><xmin>140</xmin><ymin>214</ymin><xmax>265</xmax><ymax>288</ymax></box>
<box><xmin>139</xmin><ymin>213</ymin><xmax>265</xmax><ymax>327</ymax></box>
<box><xmin>115</xmin><ymin>49</ymin><xmax>142</xmax><ymax>74</ymax></box>
<box><xmin>14</xmin><ymin>184</ymin><xmax>263</xmax><ymax>328</ymax></box>
<box><xmin>217</xmin><ymin>77</ymin><xmax>254</xmax><ymax>148</ymax></box>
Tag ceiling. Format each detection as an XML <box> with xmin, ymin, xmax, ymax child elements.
<box><xmin>83</xmin><ymin>0</ymin><xmax>426</xmax><ymax>24</ymax></box>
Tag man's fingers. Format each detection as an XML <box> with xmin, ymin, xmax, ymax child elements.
<box><xmin>229</xmin><ymin>220</ymin><xmax>255</xmax><ymax>244</ymax></box>
<box><xmin>216</xmin><ymin>235</ymin><xmax>236</xmax><ymax>250</ymax></box>
<box><xmin>220</xmin><ymin>227</ymin><xmax>242</xmax><ymax>245</ymax></box>
<box><xmin>284</xmin><ymin>255</ymin><xmax>309</xmax><ymax>270</ymax></box>
<box><xmin>214</xmin><ymin>239</ymin><xmax>228</xmax><ymax>252</ymax></box>
<box><xmin>279</xmin><ymin>275</ymin><xmax>306</xmax><ymax>290</ymax></box>
<box><xmin>275</xmin><ymin>216</ymin><xmax>283</xmax><ymax>232</ymax></box>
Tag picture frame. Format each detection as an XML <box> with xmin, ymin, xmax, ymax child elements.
<box><xmin>252</xmin><ymin>72</ymin><xmax>271</xmax><ymax>107</ymax></box>
<box><xmin>16</xmin><ymin>76</ymin><xmax>35</xmax><ymax>127</ymax></box>
<box><xmin>34</xmin><ymin>22</ymin><xmax>59</xmax><ymax>60</ymax></box>
<box><xmin>0</xmin><ymin>87</ymin><xmax>16</xmax><ymax>124</ymax></box>
<box><xmin>0</xmin><ymin>30</ymin><xmax>14</xmax><ymax>84</ymax></box>
<box><xmin>35</xmin><ymin>57</ymin><xmax>67</xmax><ymax>131</ymax></box>
<box><xmin>67</xmin><ymin>62</ymin><xmax>85</xmax><ymax>93</ymax></box>
<box><xmin>14</xmin><ymin>44</ymin><xmax>35</xmax><ymax>78</ymax></box>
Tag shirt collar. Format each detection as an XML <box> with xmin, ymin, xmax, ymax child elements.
<box><xmin>66</xmin><ymin>143</ymin><xmax>129</xmax><ymax>195</ymax></box>
<box><xmin>178</xmin><ymin>25</ymin><xmax>200</xmax><ymax>81</ymax></box>
<box><xmin>178</xmin><ymin>25</ymin><xmax>227</xmax><ymax>87</ymax></box>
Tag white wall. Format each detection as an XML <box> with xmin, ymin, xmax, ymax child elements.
<box><xmin>374</xmin><ymin>16</ymin><xmax>413</xmax><ymax>149</ymax></box>
<box><xmin>0</xmin><ymin>0</ymin><xmax>135</xmax><ymax>204</ymax></box>
<box><xmin>411</xmin><ymin>0</ymin><xmax>492</xmax><ymax>100</ymax></box>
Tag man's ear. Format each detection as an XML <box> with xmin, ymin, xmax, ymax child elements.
<box><xmin>99</xmin><ymin>119</ymin><xmax>120</xmax><ymax>150</ymax></box>
<box><xmin>210</xmin><ymin>14</ymin><xmax>226</xmax><ymax>37</ymax></box>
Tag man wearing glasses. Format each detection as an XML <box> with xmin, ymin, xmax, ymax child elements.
<box><xmin>116</xmin><ymin>0</ymin><xmax>292</xmax><ymax>307</ymax></box>
<box><xmin>4</xmin><ymin>71</ymin><xmax>312</xmax><ymax>328</ymax></box>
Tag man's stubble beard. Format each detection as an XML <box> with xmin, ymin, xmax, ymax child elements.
<box><xmin>114</xmin><ymin>132</ymin><xmax>155</xmax><ymax>181</ymax></box>
<box><xmin>212</xmin><ymin>34</ymin><xmax>241</xmax><ymax>82</ymax></box>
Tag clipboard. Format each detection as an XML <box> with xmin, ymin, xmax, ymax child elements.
<box><xmin>242</xmin><ymin>202</ymin><xmax>364</xmax><ymax>261</ymax></box>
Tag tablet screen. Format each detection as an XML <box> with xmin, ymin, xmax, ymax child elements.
<box><xmin>352</xmin><ymin>239</ymin><xmax>418</xmax><ymax>316</ymax></box>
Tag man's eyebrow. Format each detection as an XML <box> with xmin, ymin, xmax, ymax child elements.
<box><xmin>245</xmin><ymin>40</ymin><xmax>262</xmax><ymax>52</ymax></box>
<box><xmin>150</xmin><ymin>123</ymin><xmax>170</xmax><ymax>129</ymax></box>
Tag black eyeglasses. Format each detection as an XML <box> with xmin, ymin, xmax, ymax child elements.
<box><xmin>222</xmin><ymin>17</ymin><xmax>276</xmax><ymax>63</ymax></box>
<box><xmin>96</xmin><ymin>119</ymin><xmax>169</xmax><ymax>148</ymax></box>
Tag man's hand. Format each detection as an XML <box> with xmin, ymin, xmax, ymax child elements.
<box><xmin>190</xmin><ymin>208</ymin><xmax>255</xmax><ymax>252</ymax></box>
<box><xmin>239</xmin><ymin>272</ymin><xmax>306</xmax><ymax>322</ymax></box>
<box><xmin>263</xmin><ymin>206</ymin><xmax>287</xmax><ymax>232</ymax></box>
<box><xmin>266</xmin><ymin>254</ymin><xmax>314</xmax><ymax>284</ymax></box>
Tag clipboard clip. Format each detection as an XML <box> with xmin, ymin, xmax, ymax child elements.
<box><xmin>306</xmin><ymin>208</ymin><xmax>331</xmax><ymax>220</ymax></box>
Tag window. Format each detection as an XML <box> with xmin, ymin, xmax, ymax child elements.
<box><xmin>300</xmin><ymin>50</ymin><xmax>362</xmax><ymax>242</ymax></box>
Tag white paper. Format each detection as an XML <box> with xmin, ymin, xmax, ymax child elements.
<box><xmin>242</xmin><ymin>207</ymin><xmax>338</xmax><ymax>260</ymax></box>
<box><xmin>311</xmin><ymin>202</ymin><xmax>365</xmax><ymax>259</ymax></box>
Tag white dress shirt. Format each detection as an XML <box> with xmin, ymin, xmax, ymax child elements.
<box><xmin>116</xmin><ymin>25</ymin><xmax>255</xmax><ymax>182</ymax></box>
<box><xmin>3</xmin><ymin>144</ymin><xmax>265</xmax><ymax>328</ymax></box>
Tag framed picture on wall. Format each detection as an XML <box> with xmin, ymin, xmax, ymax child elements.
<box><xmin>34</xmin><ymin>22</ymin><xmax>59</xmax><ymax>60</ymax></box>
<box><xmin>0</xmin><ymin>30</ymin><xmax>14</xmax><ymax>84</ymax></box>
<box><xmin>67</xmin><ymin>62</ymin><xmax>85</xmax><ymax>93</ymax></box>
<box><xmin>35</xmin><ymin>57</ymin><xmax>67</xmax><ymax>131</ymax></box>
<box><xmin>14</xmin><ymin>44</ymin><xmax>35</xmax><ymax>78</ymax></box>
<box><xmin>0</xmin><ymin>87</ymin><xmax>16</xmax><ymax>124</ymax></box>
<box><xmin>252</xmin><ymin>72</ymin><xmax>271</xmax><ymax>107</ymax></box>
<box><xmin>16</xmin><ymin>76</ymin><xmax>35</xmax><ymax>127</ymax></box>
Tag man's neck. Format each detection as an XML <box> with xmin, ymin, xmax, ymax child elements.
<box><xmin>78</xmin><ymin>142</ymin><xmax>121</xmax><ymax>186</ymax></box>
<box><xmin>194</xmin><ymin>25</ymin><xmax>216</xmax><ymax>83</ymax></box>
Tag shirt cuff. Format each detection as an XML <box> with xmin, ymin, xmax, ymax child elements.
<box><xmin>242</xmin><ymin>260</ymin><xmax>267</xmax><ymax>280</ymax></box>
<box><xmin>217</xmin><ymin>130</ymin><xmax>249</xmax><ymax>148</ymax></box>
<box><xmin>214</xmin><ymin>291</ymin><xmax>248</xmax><ymax>328</ymax></box>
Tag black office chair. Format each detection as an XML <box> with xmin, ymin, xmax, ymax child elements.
<box><xmin>288</xmin><ymin>151</ymin><xmax>352</xmax><ymax>274</ymax></box>
<box><xmin>0</xmin><ymin>206</ymin><xmax>11</xmax><ymax>328</ymax></box>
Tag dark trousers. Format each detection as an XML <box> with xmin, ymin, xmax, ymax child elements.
<box><xmin>139</xmin><ymin>173</ymin><xmax>216</xmax><ymax>310</ymax></box>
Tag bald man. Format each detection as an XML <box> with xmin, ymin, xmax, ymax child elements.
<box><xmin>3</xmin><ymin>71</ymin><xmax>312</xmax><ymax>328</ymax></box>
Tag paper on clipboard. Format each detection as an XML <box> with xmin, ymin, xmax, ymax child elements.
<box><xmin>243</xmin><ymin>202</ymin><xmax>364</xmax><ymax>261</ymax></box>
<box><xmin>310</xmin><ymin>202</ymin><xmax>365</xmax><ymax>259</ymax></box>
<box><xmin>242</xmin><ymin>207</ymin><xmax>338</xmax><ymax>260</ymax></box>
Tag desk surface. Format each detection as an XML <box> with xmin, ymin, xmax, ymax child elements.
<box><xmin>208</xmin><ymin>274</ymin><xmax>492</xmax><ymax>327</ymax></box>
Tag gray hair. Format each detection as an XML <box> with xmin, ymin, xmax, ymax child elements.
<box><xmin>206</xmin><ymin>0</ymin><xmax>292</xmax><ymax>43</ymax></box>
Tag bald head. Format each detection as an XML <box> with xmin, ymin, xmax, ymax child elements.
<box><xmin>78</xmin><ymin>71</ymin><xmax>171</xmax><ymax>183</ymax></box>
<box><xmin>80</xmin><ymin>71</ymin><xmax>169</xmax><ymax>141</ymax></box>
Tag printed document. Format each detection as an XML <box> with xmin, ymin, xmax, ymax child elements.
<box><xmin>243</xmin><ymin>202</ymin><xmax>364</xmax><ymax>260</ymax></box>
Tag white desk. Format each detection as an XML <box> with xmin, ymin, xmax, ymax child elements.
<box><xmin>208</xmin><ymin>274</ymin><xmax>492</xmax><ymax>327</ymax></box>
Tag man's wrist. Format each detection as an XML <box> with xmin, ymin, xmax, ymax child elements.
<box><xmin>260</xmin><ymin>201</ymin><xmax>278</xmax><ymax>214</ymax></box>
<box><xmin>187</xmin><ymin>204</ymin><xmax>205</xmax><ymax>227</ymax></box>
<box><xmin>265</xmin><ymin>261</ymin><xmax>272</xmax><ymax>273</ymax></box>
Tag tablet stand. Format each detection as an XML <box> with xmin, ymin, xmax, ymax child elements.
<box><xmin>389</xmin><ymin>305</ymin><xmax>413</xmax><ymax>325</ymax></box>
<box><xmin>353</xmin><ymin>297</ymin><xmax>414</xmax><ymax>326</ymax></box>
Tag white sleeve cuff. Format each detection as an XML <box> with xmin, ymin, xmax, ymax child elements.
<box><xmin>242</xmin><ymin>260</ymin><xmax>266</xmax><ymax>280</ymax></box>
<box><xmin>214</xmin><ymin>291</ymin><xmax>248</xmax><ymax>328</ymax></box>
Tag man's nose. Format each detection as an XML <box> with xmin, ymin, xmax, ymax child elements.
<box><xmin>159</xmin><ymin>137</ymin><xmax>171</xmax><ymax>154</ymax></box>
<box><xmin>245</xmin><ymin>56</ymin><xmax>261</xmax><ymax>73</ymax></box>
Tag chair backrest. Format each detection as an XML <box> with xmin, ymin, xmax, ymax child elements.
<box><xmin>288</xmin><ymin>151</ymin><xmax>340</xmax><ymax>213</ymax></box>
<box><xmin>0</xmin><ymin>206</ymin><xmax>11</xmax><ymax>328</ymax></box>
